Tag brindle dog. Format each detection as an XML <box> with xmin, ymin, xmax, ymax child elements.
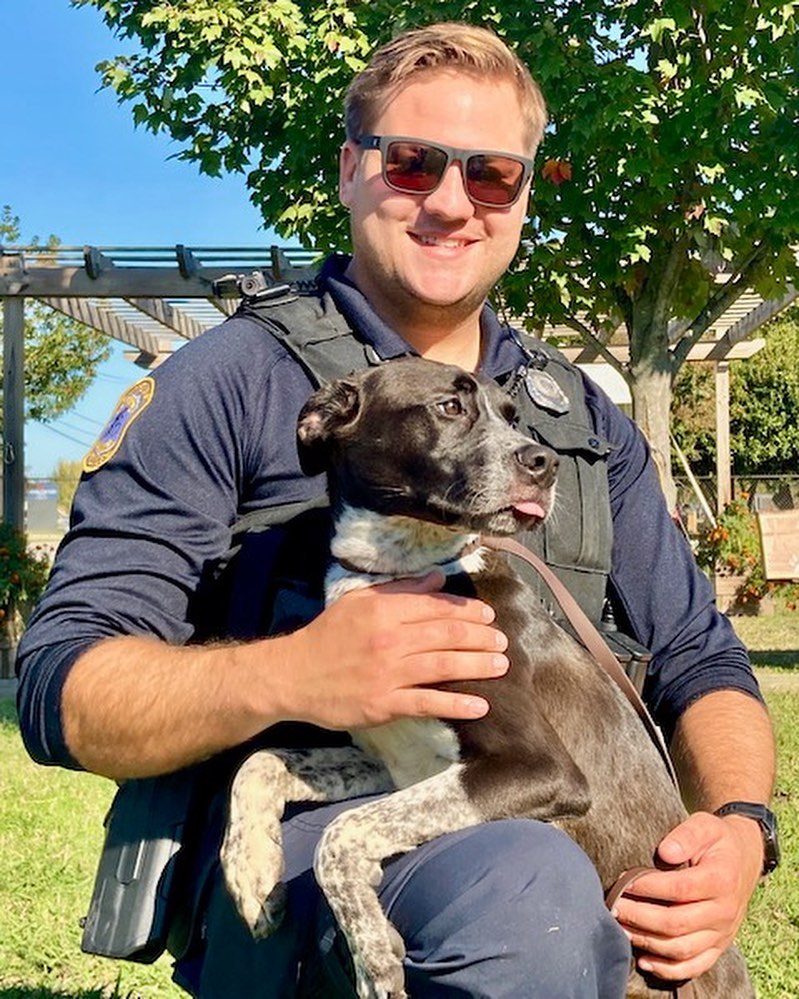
<box><xmin>220</xmin><ymin>356</ymin><xmax>753</xmax><ymax>999</ymax></box>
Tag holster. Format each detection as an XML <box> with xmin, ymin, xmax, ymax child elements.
<box><xmin>81</xmin><ymin>769</ymin><xmax>198</xmax><ymax>963</ymax></box>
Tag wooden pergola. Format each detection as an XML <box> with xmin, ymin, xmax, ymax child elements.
<box><xmin>1</xmin><ymin>243</ymin><xmax>796</xmax><ymax>531</ymax></box>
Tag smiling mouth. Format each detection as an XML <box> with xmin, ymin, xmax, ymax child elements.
<box><xmin>412</xmin><ymin>233</ymin><xmax>474</xmax><ymax>250</ymax></box>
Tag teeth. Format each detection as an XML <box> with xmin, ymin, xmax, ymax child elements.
<box><xmin>416</xmin><ymin>235</ymin><xmax>466</xmax><ymax>248</ymax></box>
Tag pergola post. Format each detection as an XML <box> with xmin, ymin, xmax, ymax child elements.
<box><xmin>2</xmin><ymin>296</ymin><xmax>25</xmax><ymax>532</ymax></box>
<box><xmin>715</xmin><ymin>360</ymin><xmax>732</xmax><ymax>514</ymax></box>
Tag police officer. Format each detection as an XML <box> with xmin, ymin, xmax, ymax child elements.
<box><xmin>17</xmin><ymin>22</ymin><xmax>776</xmax><ymax>998</ymax></box>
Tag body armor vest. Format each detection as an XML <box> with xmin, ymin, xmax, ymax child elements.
<box><xmin>212</xmin><ymin>284</ymin><xmax>614</xmax><ymax>647</ymax></box>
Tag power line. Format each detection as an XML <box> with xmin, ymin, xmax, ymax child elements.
<box><xmin>34</xmin><ymin>423</ymin><xmax>93</xmax><ymax>448</ymax></box>
<box><xmin>69</xmin><ymin>411</ymin><xmax>105</xmax><ymax>428</ymax></box>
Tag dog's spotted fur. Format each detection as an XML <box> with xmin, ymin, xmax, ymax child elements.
<box><xmin>221</xmin><ymin>358</ymin><xmax>753</xmax><ymax>999</ymax></box>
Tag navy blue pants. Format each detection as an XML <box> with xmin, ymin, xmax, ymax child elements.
<box><xmin>174</xmin><ymin>795</ymin><xmax>631</xmax><ymax>998</ymax></box>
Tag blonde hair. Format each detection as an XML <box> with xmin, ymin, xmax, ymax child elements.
<box><xmin>345</xmin><ymin>23</ymin><xmax>548</xmax><ymax>155</ymax></box>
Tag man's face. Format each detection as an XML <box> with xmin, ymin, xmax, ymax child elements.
<box><xmin>339</xmin><ymin>70</ymin><xmax>534</xmax><ymax>332</ymax></box>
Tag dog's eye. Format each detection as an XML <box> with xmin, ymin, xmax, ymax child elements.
<box><xmin>437</xmin><ymin>398</ymin><xmax>464</xmax><ymax>417</ymax></box>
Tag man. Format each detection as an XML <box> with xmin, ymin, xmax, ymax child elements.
<box><xmin>18</xmin><ymin>22</ymin><xmax>775</xmax><ymax>998</ymax></box>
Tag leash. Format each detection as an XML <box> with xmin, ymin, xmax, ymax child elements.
<box><xmin>605</xmin><ymin>868</ymin><xmax>697</xmax><ymax>999</ymax></box>
<box><xmin>480</xmin><ymin>536</ymin><xmax>697</xmax><ymax>998</ymax></box>
<box><xmin>479</xmin><ymin>534</ymin><xmax>678</xmax><ymax>787</ymax></box>
<box><xmin>481</xmin><ymin>535</ymin><xmax>699</xmax><ymax>997</ymax></box>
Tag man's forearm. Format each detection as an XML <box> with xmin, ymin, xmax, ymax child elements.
<box><xmin>62</xmin><ymin>635</ymin><xmax>291</xmax><ymax>780</ymax></box>
<box><xmin>671</xmin><ymin>689</ymin><xmax>776</xmax><ymax>813</ymax></box>
<box><xmin>59</xmin><ymin>576</ymin><xmax>508</xmax><ymax>782</ymax></box>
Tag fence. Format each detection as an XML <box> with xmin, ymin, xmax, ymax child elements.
<box><xmin>675</xmin><ymin>475</ymin><xmax>799</xmax><ymax>535</ymax></box>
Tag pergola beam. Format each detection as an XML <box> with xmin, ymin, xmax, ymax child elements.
<box><xmin>705</xmin><ymin>285</ymin><xmax>797</xmax><ymax>357</ymax></box>
<box><xmin>3</xmin><ymin>242</ymin><xmax>796</xmax><ymax>534</ymax></box>
<box><xmin>124</xmin><ymin>297</ymin><xmax>206</xmax><ymax>341</ymax></box>
<box><xmin>41</xmin><ymin>297</ymin><xmax>167</xmax><ymax>357</ymax></box>
<box><xmin>560</xmin><ymin>338</ymin><xmax>766</xmax><ymax>365</ymax></box>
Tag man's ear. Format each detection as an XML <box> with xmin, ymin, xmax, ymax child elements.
<box><xmin>339</xmin><ymin>141</ymin><xmax>358</xmax><ymax>207</ymax></box>
<box><xmin>296</xmin><ymin>379</ymin><xmax>361</xmax><ymax>477</ymax></box>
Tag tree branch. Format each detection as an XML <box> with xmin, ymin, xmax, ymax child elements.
<box><xmin>561</xmin><ymin>315</ymin><xmax>630</xmax><ymax>381</ymax></box>
<box><xmin>671</xmin><ymin>240</ymin><xmax>773</xmax><ymax>366</ymax></box>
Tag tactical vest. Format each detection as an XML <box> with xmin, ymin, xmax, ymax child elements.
<box><xmin>210</xmin><ymin>283</ymin><xmax>614</xmax><ymax>648</ymax></box>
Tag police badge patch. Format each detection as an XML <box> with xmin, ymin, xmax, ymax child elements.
<box><xmin>524</xmin><ymin>368</ymin><xmax>570</xmax><ymax>415</ymax></box>
<box><xmin>83</xmin><ymin>377</ymin><xmax>156</xmax><ymax>473</ymax></box>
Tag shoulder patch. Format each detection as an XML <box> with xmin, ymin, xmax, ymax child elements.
<box><xmin>83</xmin><ymin>377</ymin><xmax>155</xmax><ymax>474</ymax></box>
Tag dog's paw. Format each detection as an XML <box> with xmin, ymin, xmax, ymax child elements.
<box><xmin>352</xmin><ymin>922</ymin><xmax>407</xmax><ymax>999</ymax></box>
<box><xmin>220</xmin><ymin>822</ymin><xmax>287</xmax><ymax>937</ymax></box>
<box><xmin>251</xmin><ymin>881</ymin><xmax>287</xmax><ymax>938</ymax></box>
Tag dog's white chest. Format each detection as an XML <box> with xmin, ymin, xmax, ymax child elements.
<box><xmin>352</xmin><ymin>718</ymin><xmax>460</xmax><ymax>789</ymax></box>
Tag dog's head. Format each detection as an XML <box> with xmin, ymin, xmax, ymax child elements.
<box><xmin>297</xmin><ymin>356</ymin><xmax>558</xmax><ymax>535</ymax></box>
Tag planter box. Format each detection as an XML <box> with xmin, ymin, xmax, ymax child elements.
<box><xmin>0</xmin><ymin>638</ymin><xmax>18</xmax><ymax>680</ymax></box>
<box><xmin>713</xmin><ymin>574</ymin><xmax>774</xmax><ymax>616</ymax></box>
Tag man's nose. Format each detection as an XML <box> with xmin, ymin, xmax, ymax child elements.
<box><xmin>421</xmin><ymin>162</ymin><xmax>475</xmax><ymax>217</ymax></box>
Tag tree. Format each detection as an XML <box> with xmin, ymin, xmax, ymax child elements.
<box><xmin>0</xmin><ymin>207</ymin><xmax>112</xmax><ymax>429</ymax></box>
<box><xmin>52</xmin><ymin>458</ymin><xmax>85</xmax><ymax>513</ymax></box>
<box><xmin>672</xmin><ymin>305</ymin><xmax>799</xmax><ymax>476</ymax></box>
<box><xmin>77</xmin><ymin>1</ymin><xmax>799</xmax><ymax>503</ymax></box>
<box><xmin>729</xmin><ymin>305</ymin><xmax>799</xmax><ymax>474</ymax></box>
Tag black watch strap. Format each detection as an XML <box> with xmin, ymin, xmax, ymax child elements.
<box><xmin>714</xmin><ymin>801</ymin><xmax>780</xmax><ymax>876</ymax></box>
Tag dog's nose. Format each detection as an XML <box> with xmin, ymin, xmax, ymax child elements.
<box><xmin>515</xmin><ymin>443</ymin><xmax>559</xmax><ymax>487</ymax></box>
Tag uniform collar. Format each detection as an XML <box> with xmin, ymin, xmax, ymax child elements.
<box><xmin>320</xmin><ymin>253</ymin><xmax>529</xmax><ymax>381</ymax></box>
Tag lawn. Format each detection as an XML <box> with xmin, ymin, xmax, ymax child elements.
<box><xmin>0</xmin><ymin>610</ymin><xmax>797</xmax><ymax>997</ymax></box>
<box><xmin>0</xmin><ymin>698</ymin><xmax>180</xmax><ymax>999</ymax></box>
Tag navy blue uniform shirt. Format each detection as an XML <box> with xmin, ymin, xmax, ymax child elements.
<box><xmin>17</xmin><ymin>256</ymin><xmax>761</xmax><ymax>769</ymax></box>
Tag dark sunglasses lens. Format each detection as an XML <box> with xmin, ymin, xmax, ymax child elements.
<box><xmin>384</xmin><ymin>141</ymin><xmax>448</xmax><ymax>193</ymax></box>
<box><xmin>466</xmin><ymin>154</ymin><xmax>525</xmax><ymax>205</ymax></box>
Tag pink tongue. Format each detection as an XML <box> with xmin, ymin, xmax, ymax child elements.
<box><xmin>513</xmin><ymin>501</ymin><xmax>545</xmax><ymax>518</ymax></box>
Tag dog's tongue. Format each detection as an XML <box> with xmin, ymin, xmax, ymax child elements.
<box><xmin>513</xmin><ymin>500</ymin><xmax>546</xmax><ymax>519</ymax></box>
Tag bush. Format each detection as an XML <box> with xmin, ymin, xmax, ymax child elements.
<box><xmin>0</xmin><ymin>523</ymin><xmax>51</xmax><ymax>641</ymax></box>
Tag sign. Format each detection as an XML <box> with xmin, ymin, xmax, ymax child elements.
<box><xmin>757</xmin><ymin>510</ymin><xmax>799</xmax><ymax>581</ymax></box>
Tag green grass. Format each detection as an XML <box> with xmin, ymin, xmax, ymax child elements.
<box><xmin>1</xmin><ymin>609</ymin><xmax>797</xmax><ymax>997</ymax></box>
<box><xmin>732</xmin><ymin>610</ymin><xmax>799</xmax><ymax>671</ymax></box>
<box><xmin>0</xmin><ymin>701</ymin><xmax>180</xmax><ymax>998</ymax></box>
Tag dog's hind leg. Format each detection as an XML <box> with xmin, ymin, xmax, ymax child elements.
<box><xmin>221</xmin><ymin>746</ymin><xmax>393</xmax><ymax>937</ymax></box>
<box><xmin>314</xmin><ymin>763</ymin><xmax>485</xmax><ymax>999</ymax></box>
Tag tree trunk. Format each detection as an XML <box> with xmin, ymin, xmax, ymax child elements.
<box><xmin>628</xmin><ymin>349</ymin><xmax>677</xmax><ymax>513</ymax></box>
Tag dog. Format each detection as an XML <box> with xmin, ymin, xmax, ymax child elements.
<box><xmin>220</xmin><ymin>356</ymin><xmax>753</xmax><ymax>999</ymax></box>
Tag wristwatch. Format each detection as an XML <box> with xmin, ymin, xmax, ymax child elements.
<box><xmin>714</xmin><ymin>801</ymin><xmax>781</xmax><ymax>876</ymax></box>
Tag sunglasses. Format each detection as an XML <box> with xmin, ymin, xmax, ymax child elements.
<box><xmin>358</xmin><ymin>135</ymin><xmax>534</xmax><ymax>208</ymax></box>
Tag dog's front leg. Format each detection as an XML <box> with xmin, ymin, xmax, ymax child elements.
<box><xmin>314</xmin><ymin>763</ymin><xmax>483</xmax><ymax>999</ymax></box>
<box><xmin>221</xmin><ymin>746</ymin><xmax>393</xmax><ymax>937</ymax></box>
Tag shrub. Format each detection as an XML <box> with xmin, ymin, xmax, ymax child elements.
<box><xmin>0</xmin><ymin>523</ymin><xmax>51</xmax><ymax>641</ymax></box>
<box><xmin>695</xmin><ymin>497</ymin><xmax>799</xmax><ymax>610</ymax></box>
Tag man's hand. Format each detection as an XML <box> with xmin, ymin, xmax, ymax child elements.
<box><xmin>279</xmin><ymin>570</ymin><xmax>509</xmax><ymax>730</ymax></box>
<box><xmin>610</xmin><ymin>810</ymin><xmax>763</xmax><ymax>981</ymax></box>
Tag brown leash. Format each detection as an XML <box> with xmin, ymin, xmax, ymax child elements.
<box><xmin>479</xmin><ymin>534</ymin><xmax>678</xmax><ymax>786</ymax></box>
<box><xmin>480</xmin><ymin>535</ymin><xmax>695</xmax><ymax>999</ymax></box>
<box><xmin>605</xmin><ymin>868</ymin><xmax>697</xmax><ymax>999</ymax></box>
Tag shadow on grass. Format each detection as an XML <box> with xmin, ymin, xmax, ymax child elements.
<box><xmin>0</xmin><ymin>991</ymin><xmax>117</xmax><ymax>999</ymax></box>
<box><xmin>750</xmin><ymin>650</ymin><xmax>799</xmax><ymax>669</ymax></box>
<box><xmin>0</xmin><ymin>698</ymin><xmax>18</xmax><ymax>724</ymax></box>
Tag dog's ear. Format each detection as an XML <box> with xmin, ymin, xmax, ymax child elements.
<box><xmin>296</xmin><ymin>378</ymin><xmax>362</xmax><ymax>476</ymax></box>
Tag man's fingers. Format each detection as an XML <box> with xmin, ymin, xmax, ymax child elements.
<box><xmin>386</xmin><ymin>685</ymin><xmax>491</xmax><ymax>720</ymax></box>
<box><xmin>373</xmin><ymin>572</ymin><xmax>498</xmax><ymax>624</ymax></box>
<box><xmin>401</xmin><ymin>650</ymin><xmax>510</xmax><ymax>686</ymax></box>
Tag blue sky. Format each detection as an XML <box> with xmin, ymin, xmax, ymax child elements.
<box><xmin>1</xmin><ymin>0</ymin><xmax>277</xmax><ymax>476</ymax></box>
